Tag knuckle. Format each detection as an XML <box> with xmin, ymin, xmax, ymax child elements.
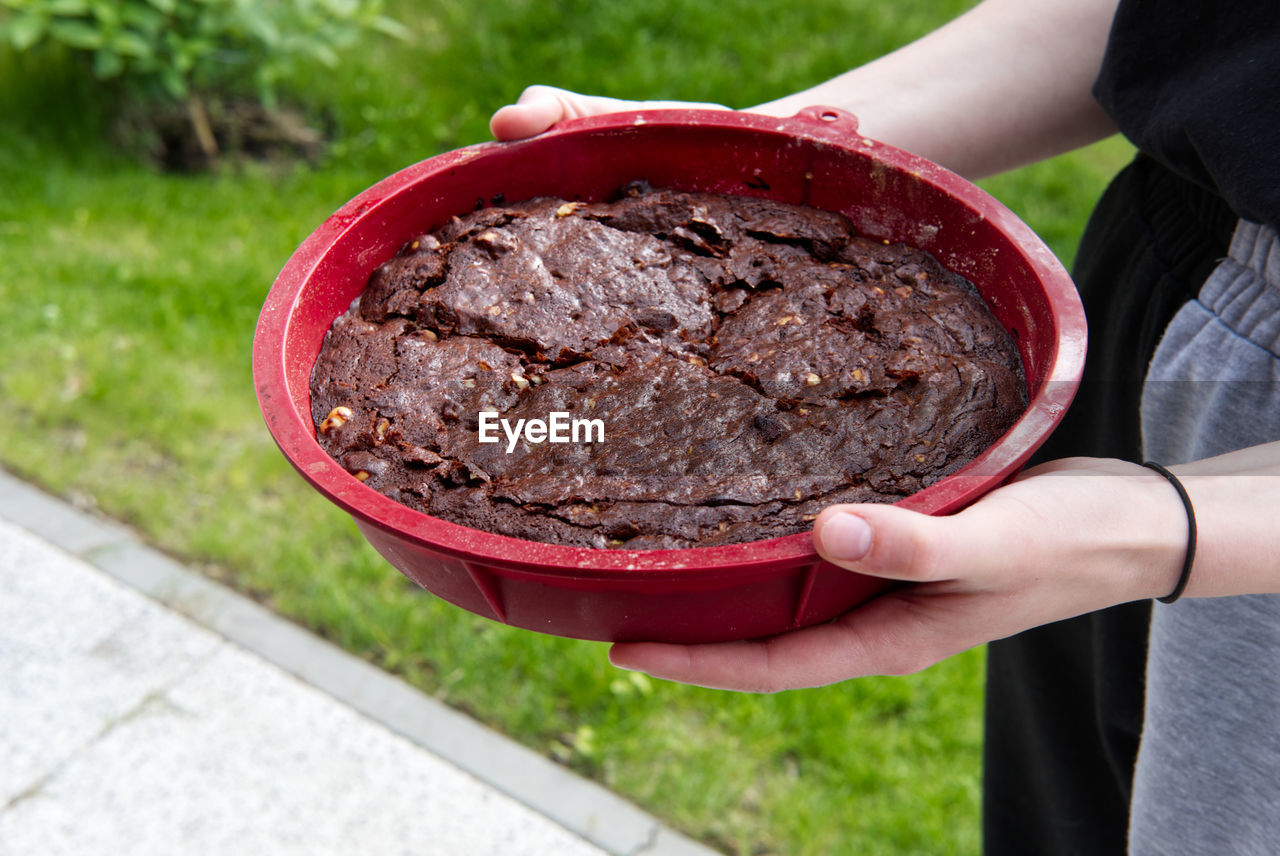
<box><xmin>897</xmin><ymin>520</ymin><xmax>946</xmax><ymax>582</ymax></box>
<box><xmin>518</xmin><ymin>84</ymin><xmax>553</xmax><ymax>102</ymax></box>
<box><xmin>883</xmin><ymin>645</ymin><xmax>935</xmax><ymax>677</ymax></box>
<box><xmin>753</xmin><ymin>643</ymin><xmax>796</xmax><ymax>694</ymax></box>
<box><xmin>753</xmin><ymin>676</ymin><xmax>787</xmax><ymax>694</ymax></box>
<box><xmin>876</xmin><ymin>641</ymin><xmax>914</xmax><ymax>675</ymax></box>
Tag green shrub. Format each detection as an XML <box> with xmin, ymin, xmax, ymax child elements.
<box><xmin>2</xmin><ymin>0</ymin><xmax>408</xmax><ymax>101</ymax></box>
<box><xmin>1</xmin><ymin>0</ymin><xmax>408</xmax><ymax>160</ymax></box>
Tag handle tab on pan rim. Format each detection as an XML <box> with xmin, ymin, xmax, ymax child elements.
<box><xmin>786</xmin><ymin>105</ymin><xmax>862</xmax><ymax>140</ymax></box>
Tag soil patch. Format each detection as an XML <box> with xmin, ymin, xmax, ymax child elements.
<box><xmin>114</xmin><ymin>95</ymin><xmax>330</xmax><ymax>172</ymax></box>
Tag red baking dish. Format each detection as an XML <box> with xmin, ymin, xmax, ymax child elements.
<box><xmin>253</xmin><ymin>106</ymin><xmax>1085</xmax><ymax>644</ymax></box>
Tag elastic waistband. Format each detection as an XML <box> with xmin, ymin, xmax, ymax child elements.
<box><xmin>1198</xmin><ymin>221</ymin><xmax>1280</xmax><ymax>356</ymax></box>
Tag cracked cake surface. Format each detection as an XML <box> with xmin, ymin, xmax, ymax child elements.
<box><xmin>310</xmin><ymin>184</ymin><xmax>1027</xmax><ymax>549</ymax></box>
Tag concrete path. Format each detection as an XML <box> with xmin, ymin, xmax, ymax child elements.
<box><xmin>0</xmin><ymin>470</ymin><xmax>717</xmax><ymax>856</ymax></box>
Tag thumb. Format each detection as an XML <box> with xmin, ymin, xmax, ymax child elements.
<box><xmin>813</xmin><ymin>504</ymin><xmax>965</xmax><ymax>584</ymax></box>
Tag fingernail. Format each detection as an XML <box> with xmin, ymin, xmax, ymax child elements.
<box><xmin>820</xmin><ymin>512</ymin><xmax>872</xmax><ymax>562</ymax></box>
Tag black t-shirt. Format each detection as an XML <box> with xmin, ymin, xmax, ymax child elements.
<box><xmin>985</xmin><ymin>6</ymin><xmax>1277</xmax><ymax>855</ymax></box>
<box><xmin>1093</xmin><ymin>0</ymin><xmax>1280</xmax><ymax>228</ymax></box>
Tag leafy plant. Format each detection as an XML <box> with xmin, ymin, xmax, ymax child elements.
<box><xmin>1</xmin><ymin>0</ymin><xmax>409</xmax><ymax>160</ymax></box>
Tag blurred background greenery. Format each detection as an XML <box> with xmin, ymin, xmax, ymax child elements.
<box><xmin>0</xmin><ymin>1</ymin><xmax>1131</xmax><ymax>853</ymax></box>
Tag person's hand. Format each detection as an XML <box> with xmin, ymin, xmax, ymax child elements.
<box><xmin>609</xmin><ymin>457</ymin><xmax>1190</xmax><ymax>692</ymax></box>
<box><xmin>490</xmin><ymin>84</ymin><xmax>730</xmax><ymax>141</ymax></box>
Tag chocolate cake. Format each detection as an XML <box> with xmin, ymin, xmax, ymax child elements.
<box><xmin>310</xmin><ymin>184</ymin><xmax>1027</xmax><ymax>549</ymax></box>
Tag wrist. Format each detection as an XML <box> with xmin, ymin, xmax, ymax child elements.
<box><xmin>1084</xmin><ymin>460</ymin><xmax>1191</xmax><ymax>605</ymax></box>
<box><xmin>1159</xmin><ymin>447</ymin><xmax>1280</xmax><ymax>598</ymax></box>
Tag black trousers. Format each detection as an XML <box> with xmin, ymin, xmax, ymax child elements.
<box><xmin>981</xmin><ymin>154</ymin><xmax>1235</xmax><ymax>856</ymax></box>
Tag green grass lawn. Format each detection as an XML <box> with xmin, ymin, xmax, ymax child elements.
<box><xmin>0</xmin><ymin>2</ymin><xmax>1132</xmax><ymax>853</ymax></box>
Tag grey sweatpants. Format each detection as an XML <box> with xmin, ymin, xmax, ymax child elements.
<box><xmin>1131</xmin><ymin>220</ymin><xmax>1280</xmax><ymax>853</ymax></box>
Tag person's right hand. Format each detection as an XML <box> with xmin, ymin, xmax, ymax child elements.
<box><xmin>489</xmin><ymin>85</ymin><xmax>729</xmax><ymax>141</ymax></box>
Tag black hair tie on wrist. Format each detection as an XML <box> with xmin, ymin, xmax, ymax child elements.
<box><xmin>1142</xmin><ymin>461</ymin><xmax>1197</xmax><ymax>604</ymax></box>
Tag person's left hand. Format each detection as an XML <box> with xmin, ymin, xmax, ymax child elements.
<box><xmin>609</xmin><ymin>456</ymin><xmax>1188</xmax><ymax>691</ymax></box>
<box><xmin>490</xmin><ymin>84</ymin><xmax>729</xmax><ymax>140</ymax></box>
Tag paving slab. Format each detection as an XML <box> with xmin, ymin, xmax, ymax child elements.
<box><xmin>0</xmin><ymin>469</ymin><xmax>719</xmax><ymax>856</ymax></box>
